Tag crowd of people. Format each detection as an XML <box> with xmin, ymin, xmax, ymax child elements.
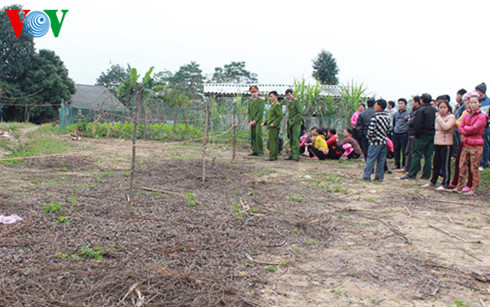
<box><xmin>247</xmin><ymin>86</ymin><xmax>355</xmax><ymax>162</ymax></box>
<box><xmin>246</xmin><ymin>83</ymin><xmax>490</xmax><ymax>196</ymax></box>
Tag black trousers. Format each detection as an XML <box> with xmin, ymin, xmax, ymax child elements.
<box><xmin>430</xmin><ymin>144</ymin><xmax>452</xmax><ymax>187</ymax></box>
<box><xmin>326</xmin><ymin>145</ymin><xmax>342</xmax><ymax>159</ymax></box>
<box><xmin>393</xmin><ymin>132</ymin><xmax>408</xmax><ymax>169</ymax></box>
<box><xmin>308</xmin><ymin>146</ymin><xmax>328</xmax><ymax>160</ymax></box>
<box><xmin>360</xmin><ymin>136</ymin><xmax>369</xmax><ymax>161</ymax></box>
<box><xmin>347</xmin><ymin>151</ymin><xmax>360</xmax><ymax>160</ymax></box>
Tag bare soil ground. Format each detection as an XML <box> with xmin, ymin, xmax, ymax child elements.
<box><xmin>0</xmin><ymin>132</ymin><xmax>489</xmax><ymax>307</ymax></box>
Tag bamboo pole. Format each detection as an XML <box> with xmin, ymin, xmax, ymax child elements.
<box><xmin>127</xmin><ymin>87</ymin><xmax>139</xmax><ymax>216</ymax></box>
<box><xmin>202</xmin><ymin>98</ymin><xmax>209</xmax><ymax>182</ymax></box>
<box><xmin>232</xmin><ymin>97</ymin><xmax>237</xmax><ymax>161</ymax></box>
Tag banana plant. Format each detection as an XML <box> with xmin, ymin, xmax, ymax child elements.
<box><xmin>118</xmin><ymin>66</ymin><xmax>160</xmax><ymax>215</ymax></box>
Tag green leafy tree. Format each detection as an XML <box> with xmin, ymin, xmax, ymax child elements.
<box><xmin>0</xmin><ymin>5</ymin><xmax>34</xmax><ymax>109</ymax></box>
<box><xmin>21</xmin><ymin>49</ymin><xmax>75</xmax><ymax>122</ymax></box>
<box><xmin>170</xmin><ymin>62</ymin><xmax>204</xmax><ymax>99</ymax></box>
<box><xmin>153</xmin><ymin>70</ymin><xmax>173</xmax><ymax>84</ymax></box>
<box><xmin>312</xmin><ymin>50</ymin><xmax>339</xmax><ymax>85</ymax></box>
<box><xmin>96</xmin><ymin>63</ymin><xmax>131</xmax><ymax>93</ymax></box>
<box><xmin>212</xmin><ymin>61</ymin><xmax>258</xmax><ymax>84</ymax></box>
<box><xmin>0</xmin><ymin>4</ymin><xmax>75</xmax><ymax>123</ymax></box>
<box><xmin>0</xmin><ymin>5</ymin><xmax>35</xmax><ymax>83</ymax></box>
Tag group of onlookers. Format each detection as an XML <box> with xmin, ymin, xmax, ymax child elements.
<box><xmin>246</xmin><ymin>86</ymin><xmax>362</xmax><ymax>162</ymax></box>
<box><xmin>357</xmin><ymin>83</ymin><xmax>489</xmax><ymax>196</ymax></box>
<box><xmin>245</xmin><ymin>83</ymin><xmax>489</xmax><ymax>196</ymax></box>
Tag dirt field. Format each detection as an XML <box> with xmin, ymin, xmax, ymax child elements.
<box><xmin>0</xmin><ymin>131</ymin><xmax>489</xmax><ymax>307</ymax></box>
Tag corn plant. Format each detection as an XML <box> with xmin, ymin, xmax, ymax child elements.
<box><xmin>315</xmin><ymin>95</ymin><xmax>336</xmax><ymax>128</ymax></box>
<box><xmin>293</xmin><ymin>78</ymin><xmax>322</xmax><ymax>130</ymax></box>
<box><xmin>339</xmin><ymin>80</ymin><xmax>369</xmax><ymax>127</ymax></box>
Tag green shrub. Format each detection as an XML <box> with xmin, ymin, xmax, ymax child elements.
<box><xmin>1</xmin><ymin>137</ymin><xmax>71</xmax><ymax>166</ymax></box>
<box><xmin>57</xmin><ymin>216</ymin><xmax>70</xmax><ymax>224</ymax></box>
<box><xmin>25</xmin><ymin>123</ymin><xmax>59</xmax><ymax>137</ymax></box>
<box><xmin>184</xmin><ymin>192</ymin><xmax>197</xmax><ymax>207</ymax></box>
<box><xmin>78</xmin><ymin>246</ymin><xmax>108</xmax><ymax>261</ymax></box>
<box><xmin>43</xmin><ymin>202</ymin><xmax>62</xmax><ymax>213</ymax></box>
<box><xmin>67</xmin><ymin>122</ymin><xmax>204</xmax><ymax>142</ymax></box>
<box><xmin>57</xmin><ymin>245</ymin><xmax>113</xmax><ymax>261</ymax></box>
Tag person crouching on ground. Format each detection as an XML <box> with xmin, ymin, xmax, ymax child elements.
<box><xmin>325</xmin><ymin>128</ymin><xmax>343</xmax><ymax>159</ymax></box>
<box><xmin>362</xmin><ymin>99</ymin><xmax>392</xmax><ymax>182</ymax></box>
<box><xmin>455</xmin><ymin>92</ymin><xmax>488</xmax><ymax>195</ymax></box>
<box><xmin>306</xmin><ymin>127</ymin><xmax>329</xmax><ymax>160</ymax></box>
<box><xmin>263</xmin><ymin>91</ymin><xmax>283</xmax><ymax>161</ymax></box>
<box><xmin>341</xmin><ymin>128</ymin><xmax>362</xmax><ymax>159</ymax></box>
<box><xmin>300</xmin><ymin>131</ymin><xmax>312</xmax><ymax>156</ymax></box>
<box><xmin>423</xmin><ymin>100</ymin><xmax>455</xmax><ymax>190</ymax></box>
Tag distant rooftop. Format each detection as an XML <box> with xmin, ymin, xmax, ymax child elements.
<box><xmin>204</xmin><ymin>83</ymin><xmax>341</xmax><ymax>97</ymax></box>
<box><xmin>71</xmin><ymin>84</ymin><xmax>125</xmax><ymax>112</ymax></box>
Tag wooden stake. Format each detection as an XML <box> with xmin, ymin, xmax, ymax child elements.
<box><xmin>232</xmin><ymin>96</ymin><xmax>237</xmax><ymax>161</ymax></box>
<box><xmin>141</xmin><ymin>186</ymin><xmax>185</xmax><ymax>197</ymax></box>
<box><xmin>127</xmin><ymin>87</ymin><xmax>139</xmax><ymax>216</ymax></box>
<box><xmin>202</xmin><ymin>98</ymin><xmax>209</xmax><ymax>182</ymax></box>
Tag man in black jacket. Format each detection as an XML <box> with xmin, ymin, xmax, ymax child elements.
<box><xmin>355</xmin><ymin>98</ymin><xmax>376</xmax><ymax>160</ymax></box>
<box><xmin>452</xmin><ymin>89</ymin><xmax>467</xmax><ymax>157</ymax></box>
<box><xmin>402</xmin><ymin>93</ymin><xmax>436</xmax><ymax>180</ymax></box>
<box><xmin>398</xmin><ymin>95</ymin><xmax>421</xmax><ymax>173</ymax></box>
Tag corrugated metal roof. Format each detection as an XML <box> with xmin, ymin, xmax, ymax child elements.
<box><xmin>204</xmin><ymin>83</ymin><xmax>341</xmax><ymax>97</ymax></box>
<box><xmin>71</xmin><ymin>84</ymin><xmax>126</xmax><ymax>112</ymax></box>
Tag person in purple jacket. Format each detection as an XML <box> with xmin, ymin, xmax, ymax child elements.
<box><xmin>455</xmin><ymin>92</ymin><xmax>488</xmax><ymax>195</ymax></box>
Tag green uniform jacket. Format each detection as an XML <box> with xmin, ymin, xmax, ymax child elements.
<box><xmin>287</xmin><ymin>98</ymin><xmax>303</xmax><ymax>126</ymax></box>
<box><xmin>247</xmin><ymin>98</ymin><xmax>265</xmax><ymax>124</ymax></box>
<box><xmin>267</xmin><ymin>103</ymin><xmax>283</xmax><ymax>128</ymax></box>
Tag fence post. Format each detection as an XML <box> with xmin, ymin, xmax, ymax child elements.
<box><xmin>127</xmin><ymin>87</ymin><xmax>139</xmax><ymax>216</ymax></box>
<box><xmin>202</xmin><ymin>98</ymin><xmax>209</xmax><ymax>182</ymax></box>
<box><xmin>232</xmin><ymin>97</ymin><xmax>237</xmax><ymax>161</ymax></box>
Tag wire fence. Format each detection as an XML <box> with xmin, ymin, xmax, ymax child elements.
<box><xmin>0</xmin><ymin>93</ymin><xmax>358</xmax><ymax>214</ymax></box>
<box><xmin>58</xmin><ymin>95</ymin><xmax>354</xmax><ymax>146</ymax></box>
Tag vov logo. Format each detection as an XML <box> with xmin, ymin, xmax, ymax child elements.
<box><xmin>5</xmin><ymin>10</ymin><xmax>68</xmax><ymax>38</ymax></box>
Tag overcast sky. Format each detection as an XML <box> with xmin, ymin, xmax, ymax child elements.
<box><xmin>12</xmin><ymin>0</ymin><xmax>490</xmax><ymax>100</ymax></box>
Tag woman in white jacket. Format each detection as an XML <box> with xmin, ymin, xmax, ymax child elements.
<box><xmin>424</xmin><ymin>101</ymin><xmax>455</xmax><ymax>190</ymax></box>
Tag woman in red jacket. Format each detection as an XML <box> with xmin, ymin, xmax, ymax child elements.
<box><xmin>324</xmin><ymin>128</ymin><xmax>343</xmax><ymax>159</ymax></box>
<box><xmin>456</xmin><ymin>92</ymin><xmax>488</xmax><ymax>195</ymax></box>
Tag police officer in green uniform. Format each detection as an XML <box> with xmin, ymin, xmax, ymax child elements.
<box><xmin>284</xmin><ymin>89</ymin><xmax>303</xmax><ymax>161</ymax></box>
<box><xmin>263</xmin><ymin>91</ymin><xmax>283</xmax><ymax>161</ymax></box>
<box><xmin>247</xmin><ymin>85</ymin><xmax>264</xmax><ymax>156</ymax></box>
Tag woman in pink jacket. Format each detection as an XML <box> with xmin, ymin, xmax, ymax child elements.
<box><xmin>424</xmin><ymin>101</ymin><xmax>455</xmax><ymax>190</ymax></box>
<box><xmin>456</xmin><ymin>92</ymin><xmax>488</xmax><ymax>195</ymax></box>
<box><xmin>350</xmin><ymin>103</ymin><xmax>366</xmax><ymax>128</ymax></box>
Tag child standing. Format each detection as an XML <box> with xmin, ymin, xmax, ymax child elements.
<box><xmin>456</xmin><ymin>92</ymin><xmax>488</xmax><ymax>195</ymax></box>
<box><xmin>425</xmin><ymin>101</ymin><xmax>455</xmax><ymax>190</ymax></box>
